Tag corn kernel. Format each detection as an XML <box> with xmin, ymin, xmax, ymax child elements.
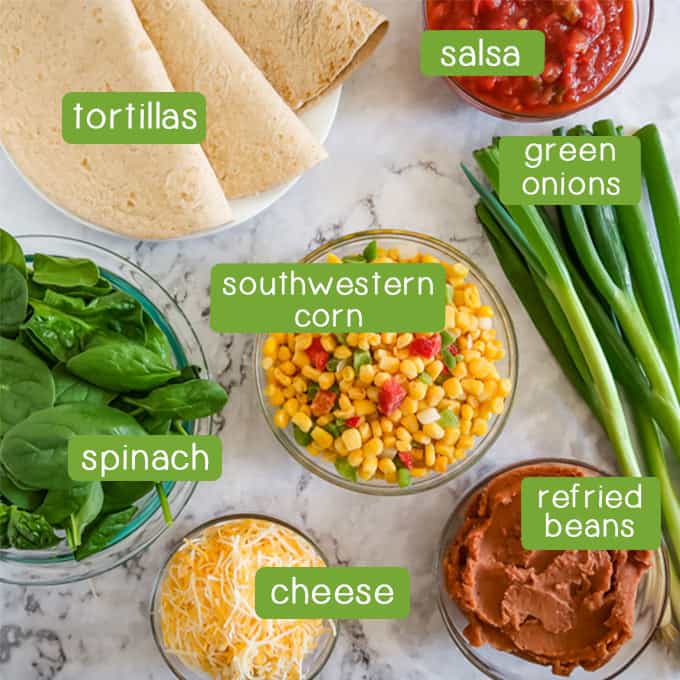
<box><xmin>359</xmin><ymin>422</ymin><xmax>371</xmax><ymax>442</ymax></box>
<box><xmin>334</xmin><ymin>438</ymin><xmax>348</xmax><ymax>455</ymax></box>
<box><xmin>360</xmin><ymin>455</ymin><xmax>378</xmax><ymax>479</ymax></box>
<box><xmin>341</xmin><ymin>428</ymin><xmax>362</xmax><ymax>451</ymax></box>
<box><xmin>378</xmin><ymin>458</ymin><xmax>396</xmax><ymax>475</ymax></box>
<box><xmin>378</xmin><ymin>356</ymin><xmax>400</xmax><ymax>373</ymax></box>
<box><xmin>364</xmin><ymin>438</ymin><xmax>383</xmax><ymax>457</ymax></box>
<box><xmin>370</xmin><ymin>420</ymin><xmax>382</xmax><ymax>438</ymax></box>
<box><xmin>273</xmin><ymin>409</ymin><xmax>289</xmax><ymax>428</ymax></box>
<box><xmin>410</xmin><ymin>467</ymin><xmax>427</xmax><ymax>478</ymax></box>
<box><xmin>472</xmin><ymin>418</ymin><xmax>488</xmax><ymax>436</ymax></box>
<box><xmin>263</xmin><ymin>336</ymin><xmax>278</xmax><ymax>357</ymax></box>
<box><xmin>395</xmin><ymin>440</ymin><xmax>411</xmax><ymax>452</ymax></box>
<box><xmin>443</xmin><ymin>377</ymin><xmax>463</xmax><ymax>399</ymax></box>
<box><xmin>423</xmin><ymin>422</ymin><xmax>445</xmax><ymax>440</ymax></box>
<box><xmin>291</xmin><ymin>412</ymin><xmax>312</xmax><ymax>433</ymax></box>
<box><xmin>355</xmin><ymin>399</ymin><xmax>377</xmax><ymax>416</ymax></box>
<box><xmin>400</xmin><ymin>359</ymin><xmax>418</xmax><ymax>380</ymax></box>
<box><xmin>294</xmin><ymin>334</ymin><xmax>313</xmax><ymax>351</ymax></box>
<box><xmin>380</xmin><ymin>417</ymin><xmax>394</xmax><ymax>433</ymax></box>
<box><xmin>334</xmin><ymin>345</ymin><xmax>352</xmax><ymax>360</ymax></box>
<box><xmin>434</xmin><ymin>456</ymin><xmax>448</xmax><ymax>473</ymax></box>
<box><xmin>320</xmin><ymin>335</ymin><xmax>337</xmax><ymax>352</ymax></box>
<box><xmin>316</xmin><ymin>414</ymin><xmax>332</xmax><ymax>427</ymax></box>
<box><xmin>413</xmin><ymin>431</ymin><xmax>431</xmax><ymax>445</ymax></box>
<box><xmin>278</xmin><ymin>346</ymin><xmax>292</xmax><ymax>361</ymax></box>
<box><xmin>282</xmin><ymin>386</ymin><xmax>296</xmax><ymax>399</ymax></box>
<box><xmin>348</xmin><ymin>386</ymin><xmax>366</xmax><ymax>401</ymax></box>
<box><xmin>302</xmin><ymin>365</ymin><xmax>321</xmax><ymax>381</ymax></box>
<box><xmin>426</xmin><ymin>385</ymin><xmax>445</xmax><ymax>407</ymax></box>
<box><xmin>435</xmin><ymin>443</ymin><xmax>454</xmax><ymax>459</ymax></box>
<box><xmin>461</xmin><ymin>379</ymin><xmax>484</xmax><ymax>397</ymax></box>
<box><xmin>348</xmin><ymin>449</ymin><xmax>364</xmax><ymax>467</ymax></box>
<box><xmin>311</xmin><ymin>427</ymin><xmax>333</xmax><ymax>449</ymax></box>
<box><xmin>400</xmin><ymin>397</ymin><xmax>418</xmax><ymax>415</ymax></box>
<box><xmin>401</xmin><ymin>414</ymin><xmax>419</xmax><ymax>433</ymax></box>
<box><xmin>408</xmin><ymin>381</ymin><xmax>428</xmax><ymax>401</ymax></box>
<box><xmin>396</xmin><ymin>333</ymin><xmax>413</xmax><ymax>349</ymax></box>
<box><xmin>444</xmin><ymin>427</ymin><xmax>461</xmax><ymax>446</ymax></box>
<box><xmin>458</xmin><ymin>435</ymin><xmax>475</xmax><ymax>451</ymax></box>
<box><xmin>358</xmin><ymin>364</ymin><xmax>376</xmax><ymax>384</ymax></box>
<box><xmin>491</xmin><ymin>397</ymin><xmax>505</xmax><ymax>414</ymax></box>
<box><xmin>396</xmin><ymin>427</ymin><xmax>412</xmax><ymax>442</ymax></box>
<box><xmin>318</xmin><ymin>372</ymin><xmax>335</xmax><ymax>390</ymax></box>
<box><xmin>269</xmin><ymin>389</ymin><xmax>285</xmax><ymax>407</ymax></box>
<box><xmin>373</xmin><ymin>371</ymin><xmax>391</xmax><ymax>387</ymax></box>
<box><xmin>292</xmin><ymin>351</ymin><xmax>311</xmax><ymax>369</ymax></box>
<box><xmin>460</xmin><ymin>419</ymin><xmax>471</xmax><ymax>435</ymax></box>
<box><xmin>498</xmin><ymin>379</ymin><xmax>512</xmax><ymax>397</ymax></box>
<box><xmin>426</xmin><ymin>360</ymin><xmax>444</xmax><ymax>380</ymax></box>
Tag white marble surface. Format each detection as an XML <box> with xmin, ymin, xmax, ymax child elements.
<box><xmin>1</xmin><ymin>1</ymin><xmax>680</xmax><ymax>679</ymax></box>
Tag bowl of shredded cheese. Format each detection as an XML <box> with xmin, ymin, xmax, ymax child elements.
<box><xmin>149</xmin><ymin>514</ymin><xmax>337</xmax><ymax>680</ymax></box>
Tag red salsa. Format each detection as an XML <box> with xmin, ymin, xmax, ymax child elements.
<box><xmin>426</xmin><ymin>0</ymin><xmax>634</xmax><ymax>115</ymax></box>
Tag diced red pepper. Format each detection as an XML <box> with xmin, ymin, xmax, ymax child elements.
<box><xmin>410</xmin><ymin>334</ymin><xmax>441</xmax><ymax>359</ymax></box>
<box><xmin>310</xmin><ymin>390</ymin><xmax>337</xmax><ymax>417</ymax></box>
<box><xmin>398</xmin><ymin>451</ymin><xmax>414</xmax><ymax>470</ymax></box>
<box><xmin>306</xmin><ymin>337</ymin><xmax>329</xmax><ymax>371</ymax></box>
<box><xmin>378</xmin><ymin>378</ymin><xmax>407</xmax><ymax>415</ymax></box>
<box><xmin>345</xmin><ymin>415</ymin><xmax>361</xmax><ymax>428</ymax></box>
<box><xmin>448</xmin><ymin>343</ymin><xmax>459</xmax><ymax>355</ymax></box>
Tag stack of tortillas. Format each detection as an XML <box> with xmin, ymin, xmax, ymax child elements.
<box><xmin>0</xmin><ymin>0</ymin><xmax>387</xmax><ymax>240</ymax></box>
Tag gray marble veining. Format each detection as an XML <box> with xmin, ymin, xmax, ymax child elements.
<box><xmin>1</xmin><ymin>1</ymin><xmax>679</xmax><ymax>678</ymax></box>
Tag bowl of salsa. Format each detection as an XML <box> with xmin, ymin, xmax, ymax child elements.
<box><xmin>425</xmin><ymin>0</ymin><xmax>654</xmax><ymax>120</ymax></box>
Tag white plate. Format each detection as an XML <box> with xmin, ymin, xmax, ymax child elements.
<box><xmin>2</xmin><ymin>86</ymin><xmax>341</xmax><ymax>241</ymax></box>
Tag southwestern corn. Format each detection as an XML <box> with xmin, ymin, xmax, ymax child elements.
<box><xmin>262</xmin><ymin>243</ymin><xmax>511</xmax><ymax>487</ymax></box>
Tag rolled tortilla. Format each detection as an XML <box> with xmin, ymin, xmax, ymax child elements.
<box><xmin>203</xmin><ymin>0</ymin><xmax>388</xmax><ymax>111</ymax></box>
<box><xmin>0</xmin><ymin>0</ymin><xmax>232</xmax><ymax>239</ymax></box>
<box><xmin>133</xmin><ymin>0</ymin><xmax>327</xmax><ymax>199</ymax></box>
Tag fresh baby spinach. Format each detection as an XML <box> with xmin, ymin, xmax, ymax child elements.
<box><xmin>0</xmin><ymin>469</ymin><xmax>45</xmax><ymax>511</ymax></box>
<box><xmin>124</xmin><ymin>379</ymin><xmax>228</xmax><ymax>419</ymax></box>
<box><xmin>37</xmin><ymin>482</ymin><xmax>101</xmax><ymax>526</ymax></box>
<box><xmin>74</xmin><ymin>506</ymin><xmax>138</xmax><ymax>561</ymax></box>
<box><xmin>0</xmin><ymin>264</ymin><xmax>28</xmax><ymax>337</ymax></box>
<box><xmin>0</xmin><ymin>504</ymin><xmax>9</xmax><ymax>548</ymax></box>
<box><xmin>67</xmin><ymin>343</ymin><xmax>181</xmax><ymax>391</ymax></box>
<box><xmin>0</xmin><ymin>404</ymin><xmax>146</xmax><ymax>491</ymax></box>
<box><xmin>101</xmin><ymin>482</ymin><xmax>155</xmax><ymax>514</ymax></box>
<box><xmin>32</xmin><ymin>254</ymin><xmax>99</xmax><ymax>288</ymax></box>
<box><xmin>52</xmin><ymin>364</ymin><xmax>115</xmax><ymax>406</ymax></box>
<box><xmin>0</xmin><ymin>230</ymin><xmax>26</xmax><ymax>277</ymax></box>
<box><xmin>6</xmin><ymin>506</ymin><xmax>60</xmax><ymax>550</ymax></box>
<box><xmin>0</xmin><ymin>337</ymin><xmax>55</xmax><ymax>437</ymax></box>
<box><xmin>63</xmin><ymin>481</ymin><xmax>104</xmax><ymax>549</ymax></box>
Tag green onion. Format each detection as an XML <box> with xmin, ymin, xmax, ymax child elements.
<box><xmin>438</xmin><ymin>409</ymin><xmax>459</xmax><ymax>428</ymax></box>
<box><xmin>324</xmin><ymin>419</ymin><xmax>346</xmax><ymax>438</ymax></box>
<box><xmin>418</xmin><ymin>372</ymin><xmax>433</xmax><ymax>385</ymax></box>
<box><xmin>307</xmin><ymin>383</ymin><xmax>320</xmax><ymax>400</ymax></box>
<box><xmin>636</xmin><ymin>124</ymin><xmax>680</xmax><ymax>324</ymax></box>
<box><xmin>325</xmin><ymin>357</ymin><xmax>339</xmax><ymax>372</ymax></box>
<box><xmin>293</xmin><ymin>424</ymin><xmax>312</xmax><ymax>446</ymax></box>
<box><xmin>342</xmin><ymin>255</ymin><xmax>366</xmax><ymax>263</ymax></box>
<box><xmin>397</xmin><ymin>468</ymin><xmax>411</xmax><ymax>488</ymax></box>
<box><xmin>353</xmin><ymin>349</ymin><xmax>371</xmax><ymax>372</ymax></box>
<box><xmin>362</xmin><ymin>240</ymin><xmax>378</xmax><ymax>262</ymax></box>
<box><xmin>335</xmin><ymin>459</ymin><xmax>358</xmax><ymax>482</ymax></box>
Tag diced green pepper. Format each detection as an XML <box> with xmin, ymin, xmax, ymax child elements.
<box><xmin>293</xmin><ymin>424</ymin><xmax>312</xmax><ymax>446</ymax></box>
<box><xmin>326</xmin><ymin>357</ymin><xmax>339</xmax><ymax>372</ymax></box>
<box><xmin>438</xmin><ymin>409</ymin><xmax>459</xmax><ymax>428</ymax></box>
<box><xmin>418</xmin><ymin>372</ymin><xmax>433</xmax><ymax>384</ymax></box>
<box><xmin>442</xmin><ymin>348</ymin><xmax>457</xmax><ymax>372</ymax></box>
<box><xmin>398</xmin><ymin>468</ymin><xmax>411</xmax><ymax>488</ymax></box>
<box><xmin>307</xmin><ymin>383</ymin><xmax>320</xmax><ymax>400</ymax></box>
<box><xmin>324</xmin><ymin>418</ymin><xmax>347</xmax><ymax>438</ymax></box>
<box><xmin>335</xmin><ymin>459</ymin><xmax>358</xmax><ymax>482</ymax></box>
<box><xmin>362</xmin><ymin>240</ymin><xmax>378</xmax><ymax>262</ymax></box>
<box><xmin>440</xmin><ymin>330</ymin><xmax>456</xmax><ymax>347</ymax></box>
<box><xmin>353</xmin><ymin>349</ymin><xmax>371</xmax><ymax>372</ymax></box>
<box><xmin>342</xmin><ymin>255</ymin><xmax>366</xmax><ymax>263</ymax></box>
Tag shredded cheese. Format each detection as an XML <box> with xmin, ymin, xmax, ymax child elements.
<box><xmin>159</xmin><ymin>518</ymin><xmax>331</xmax><ymax>679</ymax></box>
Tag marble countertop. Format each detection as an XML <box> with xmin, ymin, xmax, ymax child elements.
<box><xmin>2</xmin><ymin>2</ymin><xmax>680</xmax><ymax>679</ymax></box>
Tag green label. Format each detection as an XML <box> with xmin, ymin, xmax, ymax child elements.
<box><xmin>62</xmin><ymin>92</ymin><xmax>206</xmax><ymax>144</ymax></box>
<box><xmin>420</xmin><ymin>30</ymin><xmax>545</xmax><ymax>76</ymax></box>
<box><xmin>210</xmin><ymin>264</ymin><xmax>446</xmax><ymax>333</ymax></box>
<box><xmin>255</xmin><ymin>567</ymin><xmax>410</xmax><ymax>619</ymax></box>
<box><xmin>67</xmin><ymin>435</ymin><xmax>221</xmax><ymax>481</ymax></box>
<box><xmin>499</xmin><ymin>136</ymin><xmax>641</xmax><ymax>205</ymax></box>
<box><xmin>521</xmin><ymin>477</ymin><xmax>660</xmax><ymax>550</ymax></box>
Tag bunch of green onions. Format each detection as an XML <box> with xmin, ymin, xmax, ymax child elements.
<box><xmin>464</xmin><ymin>120</ymin><xmax>680</xmax><ymax>634</ymax></box>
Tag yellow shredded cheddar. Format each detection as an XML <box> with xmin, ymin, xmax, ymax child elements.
<box><xmin>159</xmin><ymin>518</ymin><xmax>330</xmax><ymax>679</ymax></box>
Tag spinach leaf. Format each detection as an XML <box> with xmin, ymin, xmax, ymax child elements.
<box><xmin>0</xmin><ymin>504</ymin><xmax>9</xmax><ymax>548</ymax></box>
<box><xmin>139</xmin><ymin>413</ymin><xmax>171</xmax><ymax>435</ymax></box>
<box><xmin>32</xmin><ymin>254</ymin><xmax>99</xmax><ymax>288</ymax></box>
<box><xmin>124</xmin><ymin>379</ymin><xmax>228</xmax><ymax>419</ymax></box>
<box><xmin>0</xmin><ymin>404</ymin><xmax>146</xmax><ymax>491</ymax></box>
<box><xmin>63</xmin><ymin>482</ymin><xmax>103</xmax><ymax>549</ymax></box>
<box><xmin>47</xmin><ymin>277</ymin><xmax>113</xmax><ymax>300</ymax></box>
<box><xmin>0</xmin><ymin>264</ymin><xmax>28</xmax><ymax>337</ymax></box>
<box><xmin>75</xmin><ymin>506</ymin><xmax>137</xmax><ymax>561</ymax></box>
<box><xmin>0</xmin><ymin>337</ymin><xmax>55</xmax><ymax>437</ymax></box>
<box><xmin>67</xmin><ymin>343</ymin><xmax>180</xmax><ymax>391</ymax></box>
<box><xmin>7</xmin><ymin>506</ymin><xmax>60</xmax><ymax>549</ymax></box>
<box><xmin>0</xmin><ymin>229</ymin><xmax>26</xmax><ymax>278</ymax></box>
<box><xmin>143</xmin><ymin>313</ymin><xmax>173</xmax><ymax>364</ymax></box>
<box><xmin>37</xmin><ymin>482</ymin><xmax>100</xmax><ymax>526</ymax></box>
<box><xmin>101</xmin><ymin>482</ymin><xmax>154</xmax><ymax>514</ymax></box>
<box><xmin>52</xmin><ymin>364</ymin><xmax>115</xmax><ymax>406</ymax></box>
<box><xmin>22</xmin><ymin>300</ymin><xmax>93</xmax><ymax>361</ymax></box>
<box><xmin>0</xmin><ymin>468</ymin><xmax>45</xmax><ymax>510</ymax></box>
<box><xmin>41</xmin><ymin>290</ymin><xmax>145</xmax><ymax>341</ymax></box>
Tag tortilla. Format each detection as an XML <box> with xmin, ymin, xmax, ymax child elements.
<box><xmin>0</xmin><ymin>0</ymin><xmax>232</xmax><ymax>239</ymax></box>
<box><xmin>133</xmin><ymin>0</ymin><xmax>327</xmax><ymax>199</ymax></box>
<box><xmin>203</xmin><ymin>0</ymin><xmax>388</xmax><ymax>111</ymax></box>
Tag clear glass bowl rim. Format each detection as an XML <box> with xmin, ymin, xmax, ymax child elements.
<box><xmin>255</xmin><ymin>228</ymin><xmax>519</xmax><ymax>496</ymax></box>
<box><xmin>0</xmin><ymin>233</ymin><xmax>208</xmax><ymax>585</ymax></box>
<box><xmin>149</xmin><ymin>512</ymin><xmax>339</xmax><ymax>680</ymax></box>
<box><xmin>421</xmin><ymin>0</ymin><xmax>656</xmax><ymax>122</ymax></box>
<box><xmin>435</xmin><ymin>456</ymin><xmax>670</xmax><ymax>680</ymax></box>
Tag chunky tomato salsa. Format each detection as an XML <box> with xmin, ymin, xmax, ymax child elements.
<box><xmin>427</xmin><ymin>0</ymin><xmax>634</xmax><ymax>115</ymax></box>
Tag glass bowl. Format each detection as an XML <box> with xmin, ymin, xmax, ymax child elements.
<box><xmin>149</xmin><ymin>513</ymin><xmax>338</xmax><ymax>680</ymax></box>
<box><xmin>422</xmin><ymin>0</ymin><xmax>654</xmax><ymax>121</ymax></box>
<box><xmin>436</xmin><ymin>458</ymin><xmax>669</xmax><ymax>680</ymax></box>
<box><xmin>255</xmin><ymin>229</ymin><xmax>518</xmax><ymax>496</ymax></box>
<box><xmin>0</xmin><ymin>234</ymin><xmax>210</xmax><ymax>586</ymax></box>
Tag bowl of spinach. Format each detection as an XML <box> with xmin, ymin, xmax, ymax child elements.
<box><xmin>0</xmin><ymin>231</ymin><xmax>227</xmax><ymax>585</ymax></box>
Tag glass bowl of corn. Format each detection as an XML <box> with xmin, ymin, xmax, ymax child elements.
<box><xmin>255</xmin><ymin>229</ymin><xmax>518</xmax><ymax>495</ymax></box>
